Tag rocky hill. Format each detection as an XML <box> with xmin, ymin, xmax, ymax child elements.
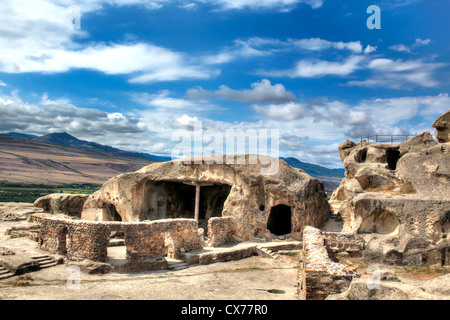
<box><xmin>0</xmin><ymin>135</ymin><xmax>153</xmax><ymax>185</ymax></box>
<box><xmin>329</xmin><ymin>110</ymin><xmax>450</xmax><ymax>266</ymax></box>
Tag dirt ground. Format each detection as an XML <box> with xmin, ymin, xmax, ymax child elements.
<box><xmin>0</xmin><ymin>221</ymin><xmax>299</xmax><ymax>300</ymax></box>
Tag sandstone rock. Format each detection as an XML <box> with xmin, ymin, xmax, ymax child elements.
<box><xmin>338</xmin><ymin>140</ymin><xmax>357</xmax><ymax>161</ymax></box>
<box><xmin>331</xmin><ymin>278</ymin><xmax>411</xmax><ymax>300</ymax></box>
<box><xmin>354</xmin><ymin>165</ymin><xmax>395</xmax><ymax>190</ymax></box>
<box><xmin>331</xmin><ymin>178</ymin><xmax>363</xmax><ymax>201</ymax></box>
<box><xmin>68</xmin><ymin>259</ymin><xmax>112</xmax><ymax>274</ymax></box>
<box><xmin>397</xmin><ymin>152</ymin><xmax>450</xmax><ymax>198</ymax></box>
<box><xmin>423</xmin><ymin>273</ymin><xmax>450</xmax><ymax>296</ymax></box>
<box><xmin>365</xmin><ymin>146</ymin><xmax>386</xmax><ymax>163</ymax></box>
<box><xmin>331</xmin><ymin>112</ymin><xmax>450</xmax><ymax>268</ymax></box>
<box><xmin>432</xmin><ymin>110</ymin><xmax>450</xmax><ymax>143</ymax></box>
<box><xmin>399</xmin><ymin>131</ymin><xmax>438</xmax><ymax>155</ymax></box>
<box><xmin>0</xmin><ymin>203</ymin><xmax>42</xmax><ymax>221</ymax></box>
<box><xmin>34</xmin><ymin>194</ymin><xmax>89</xmax><ymax>217</ymax></box>
<box><xmin>378</xmin><ymin>268</ymin><xmax>400</xmax><ymax>282</ymax></box>
<box><xmin>82</xmin><ymin>155</ymin><xmax>330</xmax><ymax>242</ymax></box>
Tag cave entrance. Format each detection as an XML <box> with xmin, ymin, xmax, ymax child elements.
<box><xmin>267</xmin><ymin>205</ymin><xmax>292</xmax><ymax>236</ymax></box>
<box><xmin>386</xmin><ymin>149</ymin><xmax>400</xmax><ymax>170</ymax></box>
<box><xmin>106</xmin><ymin>204</ymin><xmax>122</xmax><ymax>221</ymax></box>
<box><xmin>141</xmin><ymin>180</ymin><xmax>231</xmax><ymax>231</ymax></box>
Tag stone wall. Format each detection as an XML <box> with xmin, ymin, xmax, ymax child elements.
<box><xmin>207</xmin><ymin>216</ymin><xmax>234</xmax><ymax>247</ymax></box>
<box><xmin>299</xmin><ymin>226</ymin><xmax>359</xmax><ymax>300</ymax></box>
<box><xmin>123</xmin><ymin>219</ymin><xmax>201</xmax><ymax>260</ymax></box>
<box><xmin>323</xmin><ymin>231</ymin><xmax>365</xmax><ymax>256</ymax></box>
<box><xmin>28</xmin><ymin>213</ymin><xmax>202</xmax><ymax>263</ymax></box>
<box><xmin>5</xmin><ymin>224</ymin><xmax>41</xmax><ymax>241</ymax></box>
<box><xmin>30</xmin><ymin>213</ymin><xmax>110</xmax><ymax>261</ymax></box>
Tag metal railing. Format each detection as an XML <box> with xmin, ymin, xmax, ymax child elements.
<box><xmin>360</xmin><ymin>135</ymin><xmax>414</xmax><ymax>145</ymax></box>
<box><xmin>360</xmin><ymin>133</ymin><xmax>436</xmax><ymax>145</ymax></box>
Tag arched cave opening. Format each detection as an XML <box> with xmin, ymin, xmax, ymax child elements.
<box><xmin>267</xmin><ymin>205</ymin><xmax>292</xmax><ymax>236</ymax></box>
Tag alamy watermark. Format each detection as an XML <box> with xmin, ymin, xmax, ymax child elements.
<box><xmin>366</xmin><ymin>265</ymin><xmax>381</xmax><ymax>290</ymax></box>
<box><xmin>171</xmin><ymin>121</ymin><xmax>280</xmax><ymax>175</ymax></box>
<box><xmin>66</xmin><ymin>5</ymin><xmax>81</xmax><ymax>30</ymax></box>
<box><xmin>66</xmin><ymin>265</ymin><xmax>81</xmax><ymax>290</ymax></box>
<box><xmin>367</xmin><ymin>5</ymin><xmax>381</xmax><ymax>30</ymax></box>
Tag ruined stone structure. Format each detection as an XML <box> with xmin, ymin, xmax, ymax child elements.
<box><xmin>81</xmin><ymin>155</ymin><xmax>330</xmax><ymax>242</ymax></box>
<box><xmin>28</xmin><ymin>213</ymin><xmax>202</xmax><ymax>263</ymax></box>
<box><xmin>298</xmin><ymin>226</ymin><xmax>361</xmax><ymax>300</ymax></box>
<box><xmin>34</xmin><ymin>194</ymin><xmax>88</xmax><ymax>217</ymax></box>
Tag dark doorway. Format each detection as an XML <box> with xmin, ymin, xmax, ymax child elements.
<box><xmin>386</xmin><ymin>149</ymin><xmax>400</xmax><ymax>170</ymax></box>
<box><xmin>57</xmin><ymin>226</ymin><xmax>68</xmax><ymax>255</ymax></box>
<box><xmin>267</xmin><ymin>205</ymin><xmax>292</xmax><ymax>236</ymax></box>
<box><xmin>107</xmin><ymin>204</ymin><xmax>122</xmax><ymax>221</ymax></box>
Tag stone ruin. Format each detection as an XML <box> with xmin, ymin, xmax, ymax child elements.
<box><xmin>80</xmin><ymin>154</ymin><xmax>330</xmax><ymax>243</ymax></box>
<box><xmin>21</xmin><ymin>154</ymin><xmax>330</xmax><ymax>275</ymax></box>
<box><xmin>13</xmin><ymin>111</ymin><xmax>449</xmax><ymax>300</ymax></box>
<box><xmin>297</xmin><ymin>110</ymin><xmax>450</xmax><ymax>300</ymax></box>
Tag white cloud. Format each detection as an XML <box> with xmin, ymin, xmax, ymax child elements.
<box><xmin>131</xmin><ymin>90</ymin><xmax>221</xmax><ymax>112</ymax></box>
<box><xmin>288</xmin><ymin>38</ymin><xmax>363</xmax><ymax>54</ymax></box>
<box><xmin>364</xmin><ymin>45</ymin><xmax>377</xmax><ymax>54</ymax></box>
<box><xmin>388</xmin><ymin>44</ymin><xmax>412</xmax><ymax>53</ymax></box>
<box><xmin>203</xmin><ymin>37</ymin><xmax>370</xmax><ymax>67</ymax></box>
<box><xmin>0</xmin><ymin>91</ymin><xmax>148</xmax><ymax>148</ymax></box>
<box><xmin>263</xmin><ymin>55</ymin><xmax>364</xmax><ymax>78</ymax></box>
<box><xmin>3</xmin><ymin>89</ymin><xmax>449</xmax><ymax>169</ymax></box>
<box><xmin>414</xmin><ymin>38</ymin><xmax>431</xmax><ymax>47</ymax></box>
<box><xmin>209</xmin><ymin>0</ymin><xmax>323</xmax><ymax>11</ymax></box>
<box><xmin>253</xmin><ymin>92</ymin><xmax>450</xmax><ymax>140</ymax></box>
<box><xmin>348</xmin><ymin>58</ymin><xmax>444</xmax><ymax>89</ymax></box>
<box><xmin>176</xmin><ymin>114</ymin><xmax>198</xmax><ymax>126</ymax></box>
<box><xmin>0</xmin><ymin>0</ymin><xmax>217</xmax><ymax>82</ymax></box>
<box><xmin>0</xmin><ymin>80</ymin><xmax>6</xmax><ymax>87</ymax></box>
<box><xmin>187</xmin><ymin>79</ymin><xmax>297</xmax><ymax>103</ymax></box>
<box><xmin>388</xmin><ymin>38</ymin><xmax>431</xmax><ymax>53</ymax></box>
<box><xmin>252</xmin><ymin>102</ymin><xmax>314</xmax><ymax>121</ymax></box>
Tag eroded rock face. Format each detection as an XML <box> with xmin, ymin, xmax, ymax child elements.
<box><xmin>432</xmin><ymin>110</ymin><xmax>450</xmax><ymax>143</ymax></box>
<box><xmin>330</xmin><ymin>113</ymin><xmax>450</xmax><ymax>266</ymax></box>
<box><xmin>34</xmin><ymin>194</ymin><xmax>89</xmax><ymax>217</ymax></box>
<box><xmin>0</xmin><ymin>203</ymin><xmax>43</xmax><ymax>221</ymax></box>
<box><xmin>81</xmin><ymin>155</ymin><xmax>330</xmax><ymax>242</ymax></box>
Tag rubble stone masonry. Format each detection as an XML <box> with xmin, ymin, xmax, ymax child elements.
<box><xmin>207</xmin><ymin>216</ymin><xmax>234</xmax><ymax>247</ymax></box>
<box><xmin>299</xmin><ymin>226</ymin><xmax>361</xmax><ymax>300</ymax></box>
<box><xmin>28</xmin><ymin>213</ymin><xmax>202</xmax><ymax>262</ymax></box>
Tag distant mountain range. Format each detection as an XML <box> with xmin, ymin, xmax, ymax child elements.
<box><xmin>281</xmin><ymin>157</ymin><xmax>344</xmax><ymax>178</ymax></box>
<box><xmin>0</xmin><ymin>135</ymin><xmax>152</xmax><ymax>185</ymax></box>
<box><xmin>1</xmin><ymin>131</ymin><xmax>343</xmax><ymax>190</ymax></box>
<box><xmin>3</xmin><ymin>132</ymin><xmax>171</xmax><ymax>162</ymax></box>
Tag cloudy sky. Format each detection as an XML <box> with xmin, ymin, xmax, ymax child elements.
<box><xmin>0</xmin><ymin>0</ymin><xmax>449</xmax><ymax>168</ymax></box>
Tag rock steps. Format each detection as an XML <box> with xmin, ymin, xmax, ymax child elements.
<box><xmin>167</xmin><ymin>259</ymin><xmax>189</xmax><ymax>271</ymax></box>
<box><xmin>256</xmin><ymin>242</ymin><xmax>301</xmax><ymax>259</ymax></box>
<box><xmin>0</xmin><ymin>264</ymin><xmax>14</xmax><ymax>280</ymax></box>
<box><xmin>31</xmin><ymin>255</ymin><xmax>58</xmax><ymax>269</ymax></box>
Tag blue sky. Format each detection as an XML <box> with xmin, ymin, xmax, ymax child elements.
<box><xmin>0</xmin><ymin>0</ymin><xmax>449</xmax><ymax>168</ymax></box>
